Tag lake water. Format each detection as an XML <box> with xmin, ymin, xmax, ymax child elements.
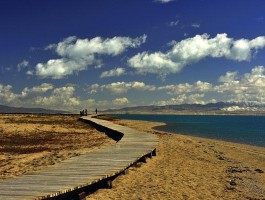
<box><xmin>114</xmin><ymin>114</ymin><xmax>265</xmax><ymax>147</ymax></box>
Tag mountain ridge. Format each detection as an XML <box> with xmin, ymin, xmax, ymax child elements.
<box><xmin>0</xmin><ymin>105</ymin><xmax>69</xmax><ymax>114</ymax></box>
<box><xmin>104</xmin><ymin>102</ymin><xmax>265</xmax><ymax>114</ymax></box>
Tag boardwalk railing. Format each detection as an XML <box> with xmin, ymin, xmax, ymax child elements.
<box><xmin>0</xmin><ymin>115</ymin><xmax>159</xmax><ymax>200</ymax></box>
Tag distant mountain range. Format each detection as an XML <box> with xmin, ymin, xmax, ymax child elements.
<box><xmin>2</xmin><ymin>102</ymin><xmax>265</xmax><ymax>115</ymax></box>
<box><xmin>104</xmin><ymin>102</ymin><xmax>265</xmax><ymax>114</ymax></box>
<box><xmin>0</xmin><ymin>105</ymin><xmax>69</xmax><ymax>114</ymax></box>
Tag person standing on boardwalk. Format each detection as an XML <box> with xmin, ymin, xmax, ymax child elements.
<box><xmin>95</xmin><ymin>108</ymin><xmax>98</xmax><ymax>114</ymax></box>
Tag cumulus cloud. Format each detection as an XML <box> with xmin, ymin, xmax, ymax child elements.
<box><xmin>214</xmin><ymin>66</ymin><xmax>265</xmax><ymax>104</ymax></box>
<box><xmin>156</xmin><ymin>66</ymin><xmax>265</xmax><ymax>105</ymax></box>
<box><xmin>129</xmin><ymin>51</ymin><xmax>178</xmax><ymax>76</ymax></box>
<box><xmin>35</xmin><ymin>35</ymin><xmax>147</xmax><ymax>79</ymax></box>
<box><xmin>158</xmin><ymin>81</ymin><xmax>212</xmax><ymax>95</ymax></box>
<box><xmin>35</xmin><ymin>86</ymin><xmax>80</xmax><ymax>107</ymax></box>
<box><xmin>102</xmin><ymin>81</ymin><xmax>156</xmax><ymax>94</ymax></box>
<box><xmin>128</xmin><ymin>33</ymin><xmax>265</xmax><ymax>77</ymax></box>
<box><xmin>83</xmin><ymin>99</ymin><xmax>110</xmax><ymax>110</ymax></box>
<box><xmin>100</xmin><ymin>67</ymin><xmax>126</xmax><ymax>78</ymax></box>
<box><xmin>154</xmin><ymin>93</ymin><xmax>206</xmax><ymax>106</ymax></box>
<box><xmin>0</xmin><ymin>84</ymin><xmax>18</xmax><ymax>103</ymax></box>
<box><xmin>2</xmin><ymin>66</ymin><xmax>265</xmax><ymax>111</ymax></box>
<box><xmin>17</xmin><ymin>60</ymin><xmax>29</xmax><ymax>72</ymax></box>
<box><xmin>0</xmin><ymin>83</ymin><xmax>80</xmax><ymax>111</ymax></box>
<box><xmin>26</xmin><ymin>70</ymin><xmax>34</xmax><ymax>76</ymax></box>
<box><xmin>218</xmin><ymin>71</ymin><xmax>238</xmax><ymax>83</ymax></box>
<box><xmin>112</xmin><ymin>97</ymin><xmax>129</xmax><ymax>105</ymax></box>
<box><xmin>88</xmin><ymin>81</ymin><xmax>156</xmax><ymax>95</ymax></box>
<box><xmin>88</xmin><ymin>84</ymin><xmax>100</xmax><ymax>94</ymax></box>
<box><xmin>21</xmin><ymin>83</ymin><xmax>54</xmax><ymax>98</ymax></box>
<box><xmin>0</xmin><ymin>83</ymin><xmax>54</xmax><ymax>104</ymax></box>
<box><xmin>35</xmin><ymin>58</ymin><xmax>87</xmax><ymax>79</ymax></box>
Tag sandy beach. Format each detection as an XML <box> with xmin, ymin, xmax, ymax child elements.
<box><xmin>0</xmin><ymin>114</ymin><xmax>114</xmax><ymax>180</ymax></box>
<box><xmin>1</xmin><ymin>114</ymin><xmax>265</xmax><ymax>199</ymax></box>
<box><xmin>87</xmin><ymin>118</ymin><xmax>265</xmax><ymax>200</ymax></box>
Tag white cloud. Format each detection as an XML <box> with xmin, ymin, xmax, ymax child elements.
<box><xmin>112</xmin><ymin>97</ymin><xmax>129</xmax><ymax>105</ymax></box>
<box><xmin>54</xmin><ymin>35</ymin><xmax>147</xmax><ymax>58</ymax></box>
<box><xmin>128</xmin><ymin>33</ymin><xmax>265</xmax><ymax>76</ymax></box>
<box><xmin>154</xmin><ymin>93</ymin><xmax>206</xmax><ymax>106</ymax></box>
<box><xmin>17</xmin><ymin>60</ymin><xmax>29</xmax><ymax>72</ymax></box>
<box><xmin>0</xmin><ymin>83</ymin><xmax>54</xmax><ymax>104</ymax></box>
<box><xmin>0</xmin><ymin>84</ymin><xmax>18</xmax><ymax>103</ymax></box>
<box><xmin>129</xmin><ymin>51</ymin><xmax>179</xmax><ymax>76</ymax></box>
<box><xmin>218</xmin><ymin>71</ymin><xmax>238</xmax><ymax>83</ymax></box>
<box><xmin>33</xmin><ymin>85</ymin><xmax>80</xmax><ymax>108</ymax></box>
<box><xmin>21</xmin><ymin>83</ymin><xmax>54</xmax><ymax>98</ymax></box>
<box><xmin>100</xmin><ymin>67</ymin><xmax>126</xmax><ymax>78</ymax></box>
<box><xmin>103</xmin><ymin>82</ymin><xmax>129</xmax><ymax>94</ymax></box>
<box><xmin>167</xmin><ymin>20</ymin><xmax>180</xmax><ymax>27</ymax></box>
<box><xmin>2</xmin><ymin>66</ymin><xmax>265</xmax><ymax>111</ymax></box>
<box><xmin>36</xmin><ymin>58</ymin><xmax>88</xmax><ymax>79</ymax></box>
<box><xmin>101</xmin><ymin>81</ymin><xmax>156</xmax><ymax>94</ymax></box>
<box><xmin>26</xmin><ymin>70</ymin><xmax>34</xmax><ymax>76</ymax></box>
<box><xmin>0</xmin><ymin>83</ymin><xmax>80</xmax><ymax>111</ymax></box>
<box><xmin>157</xmin><ymin>66</ymin><xmax>265</xmax><ymax>105</ymax></box>
<box><xmin>221</xmin><ymin>106</ymin><xmax>245</xmax><ymax>111</ymax></box>
<box><xmin>155</xmin><ymin>0</ymin><xmax>176</xmax><ymax>3</ymax></box>
<box><xmin>82</xmin><ymin>99</ymin><xmax>112</xmax><ymax>111</ymax></box>
<box><xmin>35</xmin><ymin>35</ymin><xmax>147</xmax><ymax>79</ymax></box>
<box><xmin>88</xmin><ymin>84</ymin><xmax>100</xmax><ymax>94</ymax></box>
<box><xmin>88</xmin><ymin>81</ymin><xmax>156</xmax><ymax>95</ymax></box>
<box><xmin>158</xmin><ymin>81</ymin><xmax>212</xmax><ymax>95</ymax></box>
<box><xmin>229</xmin><ymin>66</ymin><xmax>265</xmax><ymax>103</ymax></box>
<box><xmin>191</xmin><ymin>23</ymin><xmax>200</xmax><ymax>28</ymax></box>
<box><xmin>195</xmin><ymin>81</ymin><xmax>213</xmax><ymax>92</ymax></box>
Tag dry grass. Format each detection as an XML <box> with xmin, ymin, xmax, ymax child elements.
<box><xmin>0</xmin><ymin>114</ymin><xmax>114</xmax><ymax>179</ymax></box>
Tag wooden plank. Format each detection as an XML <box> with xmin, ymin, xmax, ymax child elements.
<box><xmin>0</xmin><ymin>115</ymin><xmax>159</xmax><ymax>200</ymax></box>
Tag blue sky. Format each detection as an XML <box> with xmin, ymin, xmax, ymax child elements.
<box><xmin>1</xmin><ymin>0</ymin><xmax>265</xmax><ymax>112</ymax></box>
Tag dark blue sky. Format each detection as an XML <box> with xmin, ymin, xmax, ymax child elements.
<box><xmin>1</xmin><ymin>0</ymin><xmax>265</xmax><ymax>111</ymax></box>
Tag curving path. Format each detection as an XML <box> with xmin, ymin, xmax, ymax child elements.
<box><xmin>0</xmin><ymin>115</ymin><xmax>159</xmax><ymax>200</ymax></box>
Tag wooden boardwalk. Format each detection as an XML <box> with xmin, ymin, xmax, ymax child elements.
<box><xmin>0</xmin><ymin>115</ymin><xmax>159</xmax><ymax>200</ymax></box>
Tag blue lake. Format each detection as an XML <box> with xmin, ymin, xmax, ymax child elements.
<box><xmin>114</xmin><ymin>114</ymin><xmax>265</xmax><ymax>147</ymax></box>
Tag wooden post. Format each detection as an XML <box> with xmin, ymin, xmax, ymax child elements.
<box><xmin>147</xmin><ymin>152</ymin><xmax>152</xmax><ymax>159</ymax></box>
<box><xmin>78</xmin><ymin>192</ymin><xmax>86</xmax><ymax>200</ymax></box>
<box><xmin>106</xmin><ymin>180</ymin><xmax>112</xmax><ymax>189</ymax></box>
<box><xmin>152</xmin><ymin>149</ymin><xmax>157</xmax><ymax>156</ymax></box>
<box><xmin>139</xmin><ymin>156</ymin><xmax>146</xmax><ymax>163</ymax></box>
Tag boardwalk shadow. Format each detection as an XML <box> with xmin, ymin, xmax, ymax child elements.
<box><xmin>79</xmin><ymin>117</ymin><xmax>124</xmax><ymax>142</ymax></box>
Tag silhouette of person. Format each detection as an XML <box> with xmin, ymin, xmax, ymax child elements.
<box><xmin>95</xmin><ymin>108</ymin><xmax>98</xmax><ymax>114</ymax></box>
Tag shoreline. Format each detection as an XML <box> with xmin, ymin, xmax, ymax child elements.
<box><xmin>1</xmin><ymin>114</ymin><xmax>264</xmax><ymax>199</ymax></box>
<box><xmin>106</xmin><ymin>112</ymin><xmax>265</xmax><ymax>116</ymax></box>
<box><xmin>87</xmin><ymin>118</ymin><xmax>265</xmax><ymax>200</ymax></box>
<box><xmin>153</xmin><ymin>124</ymin><xmax>265</xmax><ymax>149</ymax></box>
<box><xmin>113</xmin><ymin>114</ymin><xmax>265</xmax><ymax>148</ymax></box>
<box><xmin>126</xmin><ymin>119</ymin><xmax>265</xmax><ymax>155</ymax></box>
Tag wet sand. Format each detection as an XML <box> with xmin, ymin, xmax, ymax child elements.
<box><xmin>0</xmin><ymin>114</ymin><xmax>114</xmax><ymax>180</ymax></box>
<box><xmin>87</xmin><ymin>119</ymin><xmax>265</xmax><ymax>200</ymax></box>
